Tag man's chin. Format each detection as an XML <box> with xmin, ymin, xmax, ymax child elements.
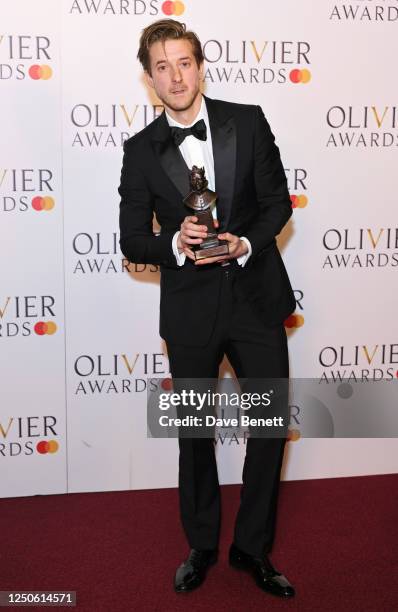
<box><xmin>164</xmin><ymin>92</ymin><xmax>199</xmax><ymax>113</ymax></box>
<box><xmin>166</xmin><ymin>100</ymin><xmax>193</xmax><ymax>112</ymax></box>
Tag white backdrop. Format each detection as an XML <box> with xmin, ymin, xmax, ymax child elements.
<box><xmin>1</xmin><ymin>0</ymin><xmax>397</xmax><ymax>498</ymax></box>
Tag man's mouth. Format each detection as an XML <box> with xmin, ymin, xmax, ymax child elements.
<box><xmin>171</xmin><ymin>89</ymin><xmax>186</xmax><ymax>95</ymax></box>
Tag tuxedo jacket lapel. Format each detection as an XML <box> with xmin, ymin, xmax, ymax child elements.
<box><xmin>204</xmin><ymin>95</ymin><xmax>236</xmax><ymax>232</ymax></box>
<box><xmin>151</xmin><ymin>95</ymin><xmax>237</xmax><ymax>229</ymax></box>
<box><xmin>151</xmin><ymin>113</ymin><xmax>190</xmax><ymax>200</ymax></box>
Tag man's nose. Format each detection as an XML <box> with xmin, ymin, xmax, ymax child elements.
<box><xmin>172</xmin><ymin>67</ymin><xmax>182</xmax><ymax>82</ymax></box>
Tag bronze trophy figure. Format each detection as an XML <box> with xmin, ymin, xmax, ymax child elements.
<box><xmin>183</xmin><ymin>165</ymin><xmax>229</xmax><ymax>260</ymax></box>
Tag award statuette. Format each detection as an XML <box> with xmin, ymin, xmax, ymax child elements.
<box><xmin>183</xmin><ymin>165</ymin><xmax>229</xmax><ymax>260</ymax></box>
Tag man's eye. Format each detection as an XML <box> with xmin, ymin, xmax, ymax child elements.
<box><xmin>181</xmin><ymin>62</ymin><xmax>190</xmax><ymax>67</ymax></box>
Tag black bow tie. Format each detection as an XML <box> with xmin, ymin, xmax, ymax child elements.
<box><xmin>170</xmin><ymin>119</ymin><xmax>207</xmax><ymax>146</ymax></box>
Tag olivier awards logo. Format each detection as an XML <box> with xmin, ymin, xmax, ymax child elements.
<box><xmin>69</xmin><ymin>103</ymin><xmax>163</xmax><ymax>147</ymax></box>
<box><xmin>322</xmin><ymin>227</ymin><xmax>398</xmax><ymax>269</ymax></box>
<box><xmin>0</xmin><ymin>35</ymin><xmax>52</xmax><ymax>80</ymax></box>
<box><xmin>0</xmin><ymin>416</ymin><xmax>59</xmax><ymax>458</ymax></box>
<box><xmin>329</xmin><ymin>0</ymin><xmax>398</xmax><ymax>21</ymax></box>
<box><xmin>68</xmin><ymin>0</ymin><xmax>185</xmax><ymax>16</ymax></box>
<box><xmin>0</xmin><ymin>296</ymin><xmax>57</xmax><ymax>339</ymax></box>
<box><xmin>285</xmin><ymin>166</ymin><xmax>309</xmax><ymax>210</ymax></box>
<box><xmin>73</xmin><ymin>352</ymin><xmax>169</xmax><ymax>395</ymax></box>
<box><xmin>284</xmin><ymin>290</ymin><xmax>305</xmax><ymax>330</ymax></box>
<box><xmin>326</xmin><ymin>106</ymin><xmax>398</xmax><ymax>148</ymax></box>
<box><xmin>162</xmin><ymin>1</ymin><xmax>185</xmax><ymax>15</ymax></box>
<box><xmin>71</xmin><ymin>231</ymin><xmax>159</xmax><ymax>274</ymax></box>
<box><xmin>202</xmin><ymin>39</ymin><xmax>311</xmax><ymax>86</ymax></box>
<box><xmin>0</xmin><ymin>168</ymin><xmax>55</xmax><ymax>214</ymax></box>
<box><xmin>318</xmin><ymin>343</ymin><xmax>398</xmax><ymax>381</ymax></box>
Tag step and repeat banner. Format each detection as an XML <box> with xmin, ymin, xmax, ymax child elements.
<box><xmin>1</xmin><ymin>0</ymin><xmax>397</xmax><ymax>498</ymax></box>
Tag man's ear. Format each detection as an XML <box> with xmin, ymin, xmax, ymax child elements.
<box><xmin>144</xmin><ymin>70</ymin><xmax>154</xmax><ymax>90</ymax></box>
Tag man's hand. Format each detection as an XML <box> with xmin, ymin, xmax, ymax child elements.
<box><xmin>177</xmin><ymin>216</ymin><xmax>248</xmax><ymax>265</ymax></box>
<box><xmin>177</xmin><ymin>215</ymin><xmax>208</xmax><ymax>260</ymax></box>
<box><xmin>194</xmin><ymin>230</ymin><xmax>248</xmax><ymax>265</ymax></box>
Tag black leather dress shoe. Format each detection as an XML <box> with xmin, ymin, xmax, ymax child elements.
<box><xmin>174</xmin><ymin>548</ymin><xmax>218</xmax><ymax>593</ymax></box>
<box><xmin>229</xmin><ymin>543</ymin><xmax>295</xmax><ymax>598</ymax></box>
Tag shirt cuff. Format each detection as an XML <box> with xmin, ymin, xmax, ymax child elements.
<box><xmin>236</xmin><ymin>236</ymin><xmax>252</xmax><ymax>267</ymax></box>
<box><xmin>172</xmin><ymin>231</ymin><xmax>186</xmax><ymax>266</ymax></box>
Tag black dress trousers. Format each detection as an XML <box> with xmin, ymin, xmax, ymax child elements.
<box><xmin>165</xmin><ymin>262</ymin><xmax>289</xmax><ymax>558</ymax></box>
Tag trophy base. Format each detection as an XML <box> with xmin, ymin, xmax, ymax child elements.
<box><xmin>194</xmin><ymin>240</ymin><xmax>229</xmax><ymax>261</ymax></box>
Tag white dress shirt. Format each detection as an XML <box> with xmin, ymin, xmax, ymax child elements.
<box><xmin>165</xmin><ymin>95</ymin><xmax>252</xmax><ymax>266</ymax></box>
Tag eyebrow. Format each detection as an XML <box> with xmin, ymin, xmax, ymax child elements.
<box><xmin>155</xmin><ymin>56</ymin><xmax>192</xmax><ymax>66</ymax></box>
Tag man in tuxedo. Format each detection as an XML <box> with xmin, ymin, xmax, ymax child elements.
<box><xmin>119</xmin><ymin>18</ymin><xmax>296</xmax><ymax>598</ymax></box>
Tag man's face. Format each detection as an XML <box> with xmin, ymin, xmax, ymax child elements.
<box><xmin>192</xmin><ymin>175</ymin><xmax>203</xmax><ymax>191</ymax></box>
<box><xmin>145</xmin><ymin>38</ymin><xmax>203</xmax><ymax>113</ymax></box>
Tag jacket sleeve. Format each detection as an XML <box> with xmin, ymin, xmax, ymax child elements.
<box><xmin>243</xmin><ymin>105</ymin><xmax>292</xmax><ymax>260</ymax></box>
<box><xmin>118</xmin><ymin>140</ymin><xmax>179</xmax><ymax>267</ymax></box>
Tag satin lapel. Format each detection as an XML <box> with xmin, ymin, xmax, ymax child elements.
<box><xmin>151</xmin><ymin>112</ymin><xmax>190</xmax><ymax>200</ymax></box>
<box><xmin>205</xmin><ymin>96</ymin><xmax>236</xmax><ymax>232</ymax></box>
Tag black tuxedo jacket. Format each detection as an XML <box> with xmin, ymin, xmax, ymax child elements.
<box><xmin>119</xmin><ymin>95</ymin><xmax>295</xmax><ymax>346</ymax></box>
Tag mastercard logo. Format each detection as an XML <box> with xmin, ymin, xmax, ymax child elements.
<box><xmin>287</xmin><ymin>428</ymin><xmax>300</xmax><ymax>442</ymax></box>
<box><xmin>284</xmin><ymin>314</ymin><xmax>304</xmax><ymax>329</ymax></box>
<box><xmin>290</xmin><ymin>194</ymin><xmax>308</xmax><ymax>209</ymax></box>
<box><xmin>34</xmin><ymin>321</ymin><xmax>57</xmax><ymax>335</ymax></box>
<box><xmin>289</xmin><ymin>69</ymin><xmax>311</xmax><ymax>84</ymax></box>
<box><xmin>36</xmin><ymin>439</ymin><xmax>59</xmax><ymax>454</ymax></box>
<box><xmin>28</xmin><ymin>64</ymin><xmax>53</xmax><ymax>80</ymax></box>
<box><xmin>162</xmin><ymin>1</ymin><xmax>185</xmax><ymax>16</ymax></box>
<box><xmin>161</xmin><ymin>377</ymin><xmax>173</xmax><ymax>391</ymax></box>
<box><xmin>32</xmin><ymin>196</ymin><xmax>55</xmax><ymax>211</ymax></box>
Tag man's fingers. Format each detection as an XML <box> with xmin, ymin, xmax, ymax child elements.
<box><xmin>180</xmin><ymin>228</ymin><xmax>240</xmax><ymax>264</ymax></box>
<box><xmin>184</xmin><ymin>222</ymin><xmax>207</xmax><ymax>231</ymax></box>
<box><xmin>183</xmin><ymin>229</ymin><xmax>207</xmax><ymax>238</ymax></box>
<box><xmin>183</xmin><ymin>247</ymin><xmax>196</xmax><ymax>260</ymax></box>
<box><xmin>218</xmin><ymin>232</ymin><xmax>234</xmax><ymax>242</ymax></box>
<box><xmin>181</xmin><ymin>223</ymin><xmax>208</xmax><ymax>238</ymax></box>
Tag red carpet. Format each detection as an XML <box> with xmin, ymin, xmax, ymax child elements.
<box><xmin>1</xmin><ymin>474</ymin><xmax>397</xmax><ymax>611</ymax></box>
